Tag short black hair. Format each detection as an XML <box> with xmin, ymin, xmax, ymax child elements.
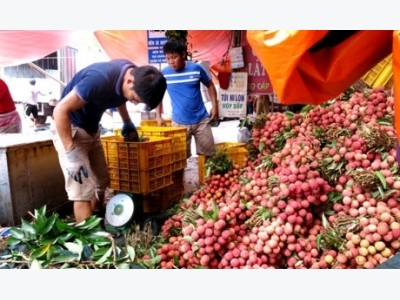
<box><xmin>131</xmin><ymin>66</ymin><xmax>166</xmax><ymax>111</ymax></box>
<box><xmin>163</xmin><ymin>39</ymin><xmax>187</xmax><ymax>56</ymax></box>
<box><xmin>29</xmin><ymin>79</ymin><xmax>36</xmax><ymax>85</ymax></box>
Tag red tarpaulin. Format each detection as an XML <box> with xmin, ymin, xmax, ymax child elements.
<box><xmin>0</xmin><ymin>30</ymin><xmax>233</xmax><ymax>85</ymax></box>
<box><xmin>0</xmin><ymin>30</ymin><xmax>77</xmax><ymax>67</ymax></box>
<box><xmin>93</xmin><ymin>30</ymin><xmax>233</xmax><ymax>73</ymax></box>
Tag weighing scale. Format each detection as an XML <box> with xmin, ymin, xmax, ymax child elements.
<box><xmin>105</xmin><ymin>193</ymin><xmax>136</xmax><ymax>229</ymax></box>
<box><xmin>104</xmin><ymin>191</ymin><xmax>172</xmax><ymax>236</ymax></box>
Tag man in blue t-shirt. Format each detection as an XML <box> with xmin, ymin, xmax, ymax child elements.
<box><xmin>156</xmin><ymin>39</ymin><xmax>219</xmax><ymax>159</ymax></box>
<box><xmin>51</xmin><ymin>59</ymin><xmax>166</xmax><ymax>223</ymax></box>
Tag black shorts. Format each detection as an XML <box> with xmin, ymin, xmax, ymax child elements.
<box><xmin>25</xmin><ymin>104</ymin><xmax>38</xmax><ymax>118</ymax></box>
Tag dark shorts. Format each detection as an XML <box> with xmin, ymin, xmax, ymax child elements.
<box><xmin>25</xmin><ymin>104</ymin><xmax>38</xmax><ymax>118</ymax></box>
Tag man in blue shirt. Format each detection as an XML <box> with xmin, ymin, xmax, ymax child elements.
<box><xmin>52</xmin><ymin>59</ymin><xmax>166</xmax><ymax>223</ymax></box>
<box><xmin>156</xmin><ymin>39</ymin><xmax>219</xmax><ymax>159</ymax></box>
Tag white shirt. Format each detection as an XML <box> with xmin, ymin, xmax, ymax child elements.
<box><xmin>26</xmin><ymin>86</ymin><xmax>44</xmax><ymax>105</ymax></box>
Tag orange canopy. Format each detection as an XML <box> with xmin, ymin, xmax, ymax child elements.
<box><xmin>246</xmin><ymin>30</ymin><xmax>400</xmax><ymax>140</ymax></box>
<box><xmin>246</xmin><ymin>30</ymin><xmax>393</xmax><ymax>105</ymax></box>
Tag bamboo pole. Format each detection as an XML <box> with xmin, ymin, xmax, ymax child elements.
<box><xmin>27</xmin><ymin>62</ymin><xmax>67</xmax><ymax>88</ymax></box>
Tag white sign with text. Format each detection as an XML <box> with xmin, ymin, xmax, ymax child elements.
<box><xmin>218</xmin><ymin>72</ymin><xmax>248</xmax><ymax>118</ymax></box>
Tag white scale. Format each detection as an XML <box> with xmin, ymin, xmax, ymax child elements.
<box><xmin>105</xmin><ymin>194</ymin><xmax>135</xmax><ymax>227</ymax></box>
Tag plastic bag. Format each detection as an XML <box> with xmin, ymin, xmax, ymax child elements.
<box><xmin>0</xmin><ymin>110</ymin><xmax>22</xmax><ymax>133</ymax></box>
<box><xmin>237</xmin><ymin>127</ymin><xmax>250</xmax><ymax>143</ymax></box>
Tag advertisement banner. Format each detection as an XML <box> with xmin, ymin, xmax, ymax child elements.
<box><xmin>241</xmin><ymin>31</ymin><xmax>274</xmax><ymax>94</ymax></box>
<box><xmin>147</xmin><ymin>30</ymin><xmax>168</xmax><ymax>64</ymax></box>
<box><xmin>219</xmin><ymin>72</ymin><xmax>247</xmax><ymax>118</ymax></box>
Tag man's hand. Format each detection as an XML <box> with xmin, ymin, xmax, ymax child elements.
<box><xmin>156</xmin><ymin>117</ymin><xmax>165</xmax><ymax>126</ymax></box>
<box><xmin>122</xmin><ymin>121</ymin><xmax>139</xmax><ymax>142</ymax></box>
<box><xmin>210</xmin><ymin>106</ymin><xmax>219</xmax><ymax>121</ymax></box>
<box><xmin>65</xmin><ymin>147</ymin><xmax>89</xmax><ymax>184</ymax></box>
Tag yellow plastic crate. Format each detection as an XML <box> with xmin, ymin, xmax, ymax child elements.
<box><xmin>114</xmin><ymin>126</ymin><xmax>187</xmax><ymax>155</ymax></box>
<box><xmin>108</xmin><ymin>165</ymin><xmax>173</xmax><ymax>194</ymax></box>
<box><xmin>136</xmin><ymin>126</ymin><xmax>187</xmax><ymax>155</ymax></box>
<box><xmin>215</xmin><ymin>142</ymin><xmax>246</xmax><ymax>151</ymax></box>
<box><xmin>172</xmin><ymin>159</ymin><xmax>187</xmax><ymax>172</ymax></box>
<box><xmin>140</xmin><ymin>119</ymin><xmax>172</xmax><ymax>127</ymax></box>
<box><xmin>106</xmin><ymin>153</ymin><xmax>172</xmax><ymax>170</ymax></box>
<box><xmin>101</xmin><ymin>136</ymin><xmax>174</xmax><ymax>194</ymax></box>
<box><xmin>362</xmin><ymin>54</ymin><xmax>394</xmax><ymax>89</ymax></box>
<box><xmin>198</xmin><ymin>142</ymin><xmax>247</xmax><ymax>184</ymax></box>
<box><xmin>173</xmin><ymin>150</ymin><xmax>187</xmax><ymax>162</ymax></box>
<box><xmin>143</xmin><ymin>170</ymin><xmax>184</xmax><ymax>213</ymax></box>
<box><xmin>227</xmin><ymin>147</ymin><xmax>248</xmax><ymax>167</ymax></box>
<box><xmin>101</xmin><ymin>136</ymin><xmax>173</xmax><ymax>170</ymax></box>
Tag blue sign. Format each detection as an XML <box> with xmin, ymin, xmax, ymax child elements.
<box><xmin>147</xmin><ymin>30</ymin><xmax>168</xmax><ymax>64</ymax></box>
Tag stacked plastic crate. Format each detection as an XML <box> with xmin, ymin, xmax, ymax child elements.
<box><xmin>140</xmin><ymin>119</ymin><xmax>172</xmax><ymax>127</ymax></box>
<box><xmin>136</xmin><ymin>126</ymin><xmax>187</xmax><ymax>213</ymax></box>
<box><xmin>104</xmin><ymin>126</ymin><xmax>188</xmax><ymax>214</ymax></box>
<box><xmin>101</xmin><ymin>136</ymin><xmax>174</xmax><ymax>194</ymax></box>
<box><xmin>137</xmin><ymin>126</ymin><xmax>187</xmax><ymax>173</ymax></box>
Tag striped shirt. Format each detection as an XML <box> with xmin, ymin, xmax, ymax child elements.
<box><xmin>162</xmin><ymin>61</ymin><xmax>211</xmax><ymax>124</ymax></box>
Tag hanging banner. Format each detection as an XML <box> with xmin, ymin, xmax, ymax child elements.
<box><xmin>219</xmin><ymin>72</ymin><xmax>247</xmax><ymax>118</ymax></box>
<box><xmin>147</xmin><ymin>30</ymin><xmax>168</xmax><ymax>64</ymax></box>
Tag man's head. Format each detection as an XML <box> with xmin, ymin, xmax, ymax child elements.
<box><xmin>29</xmin><ymin>79</ymin><xmax>36</xmax><ymax>86</ymax></box>
<box><xmin>163</xmin><ymin>39</ymin><xmax>187</xmax><ymax>71</ymax></box>
<box><xmin>122</xmin><ymin>65</ymin><xmax>167</xmax><ymax>111</ymax></box>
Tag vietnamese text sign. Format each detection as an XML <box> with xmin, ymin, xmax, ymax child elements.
<box><xmin>147</xmin><ymin>30</ymin><xmax>168</xmax><ymax>64</ymax></box>
<box><xmin>219</xmin><ymin>72</ymin><xmax>247</xmax><ymax>118</ymax></box>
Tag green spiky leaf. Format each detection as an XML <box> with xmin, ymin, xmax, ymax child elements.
<box><xmin>375</xmin><ymin>171</ymin><xmax>387</xmax><ymax>189</ymax></box>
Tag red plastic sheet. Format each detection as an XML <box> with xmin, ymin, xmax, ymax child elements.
<box><xmin>0</xmin><ymin>30</ymin><xmax>232</xmax><ymax>75</ymax></box>
<box><xmin>94</xmin><ymin>30</ymin><xmax>232</xmax><ymax>69</ymax></box>
<box><xmin>0</xmin><ymin>30</ymin><xmax>76</xmax><ymax>67</ymax></box>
